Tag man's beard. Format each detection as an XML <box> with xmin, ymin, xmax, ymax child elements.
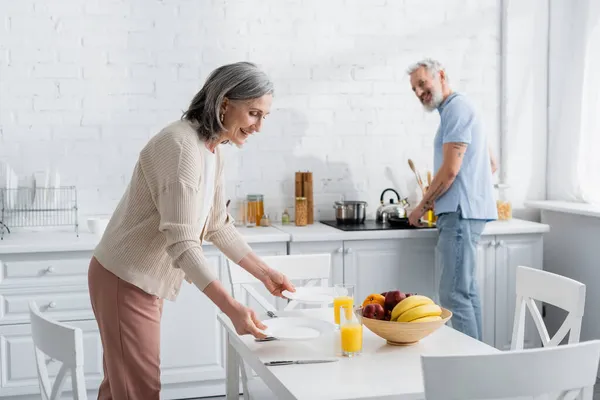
<box><xmin>421</xmin><ymin>88</ymin><xmax>444</xmax><ymax>112</ymax></box>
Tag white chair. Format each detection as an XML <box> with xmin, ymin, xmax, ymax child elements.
<box><xmin>226</xmin><ymin>253</ymin><xmax>332</xmax><ymax>400</ymax></box>
<box><xmin>28</xmin><ymin>301</ymin><xmax>87</xmax><ymax>400</ymax></box>
<box><xmin>421</xmin><ymin>340</ymin><xmax>600</xmax><ymax>400</ymax></box>
<box><xmin>511</xmin><ymin>265</ymin><xmax>586</xmax><ymax>350</ymax></box>
<box><xmin>227</xmin><ymin>253</ymin><xmax>332</xmax><ymax>312</ymax></box>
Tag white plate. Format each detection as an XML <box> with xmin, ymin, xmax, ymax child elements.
<box><xmin>282</xmin><ymin>286</ymin><xmax>337</xmax><ymax>304</ymax></box>
<box><xmin>260</xmin><ymin>317</ymin><xmax>335</xmax><ymax>341</ymax></box>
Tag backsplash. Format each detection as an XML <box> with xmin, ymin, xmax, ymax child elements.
<box><xmin>0</xmin><ymin>0</ymin><xmax>501</xmax><ymax>222</ymax></box>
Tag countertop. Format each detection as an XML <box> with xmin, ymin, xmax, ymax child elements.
<box><xmin>526</xmin><ymin>200</ymin><xmax>600</xmax><ymax>219</ymax></box>
<box><xmin>273</xmin><ymin>218</ymin><xmax>549</xmax><ymax>242</ymax></box>
<box><xmin>0</xmin><ymin>226</ymin><xmax>290</xmax><ymax>254</ymax></box>
<box><xmin>0</xmin><ymin>218</ymin><xmax>549</xmax><ymax>254</ymax></box>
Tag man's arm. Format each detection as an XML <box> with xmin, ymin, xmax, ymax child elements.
<box><xmin>417</xmin><ymin>142</ymin><xmax>467</xmax><ymax>214</ymax></box>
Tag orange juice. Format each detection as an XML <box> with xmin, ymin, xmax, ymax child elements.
<box><xmin>341</xmin><ymin>323</ymin><xmax>363</xmax><ymax>355</ymax></box>
<box><xmin>333</xmin><ymin>296</ymin><xmax>353</xmax><ymax>325</ymax></box>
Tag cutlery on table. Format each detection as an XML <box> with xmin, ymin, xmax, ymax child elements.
<box><xmin>264</xmin><ymin>359</ymin><xmax>339</xmax><ymax>366</ymax></box>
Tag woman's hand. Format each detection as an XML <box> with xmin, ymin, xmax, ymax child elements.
<box><xmin>227</xmin><ymin>302</ymin><xmax>269</xmax><ymax>339</ymax></box>
<box><xmin>261</xmin><ymin>268</ymin><xmax>295</xmax><ymax>298</ymax></box>
<box><xmin>238</xmin><ymin>252</ymin><xmax>296</xmax><ymax>298</ymax></box>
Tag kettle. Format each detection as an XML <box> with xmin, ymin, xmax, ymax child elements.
<box><xmin>376</xmin><ymin>188</ymin><xmax>410</xmax><ymax>223</ymax></box>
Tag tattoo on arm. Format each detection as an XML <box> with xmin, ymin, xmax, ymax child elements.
<box><xmin>452</xmin><ymin>143</ymin><xmax>468</xmax><ymax>158</ymax></box>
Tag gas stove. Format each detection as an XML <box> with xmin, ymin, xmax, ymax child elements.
<box><xmin>320</xmin><ymin>219</ymin><xmax>435</xmax><ymax>232</ymax></box>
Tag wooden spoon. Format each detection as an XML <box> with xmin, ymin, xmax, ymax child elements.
<box><xmin>408</xmin><ymin>159</ymin><xmax>425</xmax><ymax>194</ymax></box>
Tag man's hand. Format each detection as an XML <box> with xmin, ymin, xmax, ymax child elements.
<box><xmin>408</xmin><ymin>208</ymin><xmax>425</xmax><ymax>227</ymax></box>
<box><xmin>261</xmin><ymin>268</ymin><xmax>295</xmax><ymax>298</ymax></box>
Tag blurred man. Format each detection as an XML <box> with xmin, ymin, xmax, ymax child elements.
<box><xmin>406</xmin><ymin>59</ymin><xmax>497</xmax><ymax>341</ymax></box>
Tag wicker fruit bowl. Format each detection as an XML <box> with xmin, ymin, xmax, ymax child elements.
<box><xmin>356</xmin><ymin>306</ymin><xmax>452</xmax><ymax>346</ymax></box>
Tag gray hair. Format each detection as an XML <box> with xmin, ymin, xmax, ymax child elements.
<box><xmin>406</xmin><ymin>58</ymin><xmax>447</xmax><ymax>81</ymax></box>
<box><xmin>182</xmin><ymin>61</ymin><xmax>274</xmax><ymax>142</ymax></box>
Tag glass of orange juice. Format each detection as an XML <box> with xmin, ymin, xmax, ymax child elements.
<box><xmin>333</xmin><ymin>284</ymin><xmax>355</xmax><ymax>329</ymax></box>
<box><xmin>340</xmin><ymin>305</ymin><xmax>362</xmax><ymax>357</ymax></box>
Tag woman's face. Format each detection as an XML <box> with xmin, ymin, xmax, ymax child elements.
<box><xmin>221</xmin><ymin>94</ymin><xmax>273</xmax><ymax>147</ymax></box>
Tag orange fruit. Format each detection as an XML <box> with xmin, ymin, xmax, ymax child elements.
<box><xmin>362</xmin><ymin>293</ymin><xmax>386</xmax><ymax>308</ymax></box>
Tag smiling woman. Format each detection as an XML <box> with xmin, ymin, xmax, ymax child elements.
<box><xmin>182</xmin><ymin>61</ymin><xmax>273</xmax><ymax>147</ymax></box>
<box><xmin>87</xmin><ymin>61</ymin><xmax>293</xmax><ymax>400</ymax></box>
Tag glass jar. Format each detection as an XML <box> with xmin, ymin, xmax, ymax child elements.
<box><xmin>281</xmin><ymin>208</ymin><xmax>290</xmax><ymax>225</ymax></box>
<box><xmin>246</xmin><ymin>194</ymin><xmax>264</xmax><ymax>227</ymax></box>
<box><xmin>495</xmin><ymin>184</ymin><xmax>512</xmax><ymax>221</ymax></box>
<box><xmin>295</xmin><ymin>197</ymin><xmax>308</xmax><ymax>226</ymax></box>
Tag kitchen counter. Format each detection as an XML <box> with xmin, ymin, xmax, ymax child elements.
<box><xmin>0</xmin><ymin>226</ymin><xmax>291</xmax><ymax>254</ymax></box>
<box><xmin>525</xmin><ymin>200</ymin><xmax>600</xmax><ymax>218</ymax></box>
<box><xmin>0</xmin><ymin>218</ymin><xmax>548</xmax><ymax>253</ymax></box>
<box><xmin>273</xmin><ymin>218</ymin><xmax>549</xmax><ymax>242</ymax></box>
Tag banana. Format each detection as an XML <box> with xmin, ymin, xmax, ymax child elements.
<box><xmin>390</xmin><ymin>295</ymin><xmax>434</xmax><ymax>321</ymax></box>
<box><xmin>409</xmin><ymin>315</ymin><xmax>442</xmax><ymax>323</ymax></box>
<box><xmin>396</xmin><ymin>304</ymin><xmax>442</xmax><ymax>322</ymax></box>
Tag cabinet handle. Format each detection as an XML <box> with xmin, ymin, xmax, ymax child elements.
<box><xmin>488</xmin><ymin>241</ymin><xmax>496</xmax><ymax>247</ymax></box>
<box><xmin>46</xmin><ymin>266</ymin><xmax>54</xmax><ymax>273</ymax></box>
<box><xmin>497</xmin><ymin>240</ymin><xmax>505</xmax><ymax>247</ymax></box>
<box><xmin>345</xmin><ymin>248</ymin><xmax>353</xmax><ymax>254</ymax></box>
<box><xmin>48</xmin><ymin>301</ymin><xmax>56</xmax><ymax>309</ymax></box>
<box><xmin>337</xmin><ymin>247</ymin><xmax>344</xmax><ymax>253</ymax></box>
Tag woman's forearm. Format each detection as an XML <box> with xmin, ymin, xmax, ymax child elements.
<box><xmin>203</xmin><ymin>280</ymin><xmax>239</xmax><ymax>316</ymax></box>
<box><xmin>237</xmin><ymin>252</ymin><xmax>270</xmax><ymax>283</ymax></box>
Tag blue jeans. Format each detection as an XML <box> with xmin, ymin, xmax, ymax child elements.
<box><xmin>436</xmin><ymin>210</ymin><xmax>486</xmax><ymax>341</ymax></box>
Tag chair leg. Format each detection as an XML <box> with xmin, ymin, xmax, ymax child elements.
<box><xmin>71</xmin><ymin>366</ymin><xmax>87</xmax><ymax>400</ymax></box>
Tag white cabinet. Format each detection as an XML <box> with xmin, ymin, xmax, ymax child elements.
<box><xmin>289</xmin><ymin>239</ymin><xmax>437</xmax><ymax>307</ymax></box>
<box><xmin>434</xmin><ymin>233</ymin><xmax>543</xmax><ymax>349</ymax></box>
<box><xmin>0</xmin><ymin>241</ymin><xmax>288</xmax><ymax>400</ymax></box>
<box><xmin>493</xmin><ymin>234</ymin><xmax>543</xmax><ymax>350</ymax></box>
<box><xmin>344</xmin><ymin>238</ymin><xmax>437</xmax><ymax>303</ymax></box>
<box><xmin>0</xmin><ymin>320</ymin><xmax>103</xmax><ymax>400</ymax></box>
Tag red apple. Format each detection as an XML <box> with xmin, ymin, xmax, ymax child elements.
<box><xmin>363</xmin><ymin>303</ymin><xmax>385</xmax><ymax>320</ymax></box>
<box><xmin>384</xmin><ymin>290</ymin><xmax>406</xmax><ymax>311</ymax></box>
<box><xmin>380</xmin><ymin>291</ymin><xmax>388</xmax><ymax>298</ymax></box>
<box><xmin>384</xmin><ymin>310</ymin><xmax>392</xmax><ymax>321</ymax></box>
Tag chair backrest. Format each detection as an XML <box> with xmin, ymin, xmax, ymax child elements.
<box><xmin>421</xmin><ymin>340</ymin><xmax>600</xmax><ymax>400</ymax></box>
<box><xmin>227</xmin><ymin>253</ymin><xmax>332</xmax><ymax>312</ymax></box>
<box><xmin>511</xmin><ymin>265</ymin><xmax>586</xmax><ymax>350</ymax></box>
<box><xmin>28</xmin><ymin>301</ymin><xmax>87</xmax><ymax>400</ymax></box>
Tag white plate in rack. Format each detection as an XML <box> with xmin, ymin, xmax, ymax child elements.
<box><xmin>281</xmin><ymin>286</ymin><xmax>337</xmax><ymax>305</ymax></box>
<box><xmin>260</xmin><ymin>317</ymin><xmax>335</xmax><ymax>341</ymax></box>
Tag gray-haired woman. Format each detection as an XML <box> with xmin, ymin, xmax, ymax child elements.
<box><xmin>87</xmin><ymin>61</ymin><xmax>295</xmax><ymax>400</ymax></box>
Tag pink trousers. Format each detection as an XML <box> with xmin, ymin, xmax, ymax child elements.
<box><xmin>88</xmin><ymin>257</ymin><xmax>164</xmax><ymax>400</ymax></box>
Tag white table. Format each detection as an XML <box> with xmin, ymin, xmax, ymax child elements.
<box><xmin>218</xmin><ymin>308</ymin><xmax>499</xmax><ymax>400</ymax></box>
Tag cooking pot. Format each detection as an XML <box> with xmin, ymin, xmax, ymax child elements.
<box><xmin>376</xmin><ymin>188</ymin><xmax>410</xmax><ymax>223</ymax></box>
<box><xmin>333</xmin><ymin>200</ymin><xmax>367</xmax><ymax>224</ymax></box>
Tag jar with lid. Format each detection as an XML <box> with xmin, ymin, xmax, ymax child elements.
<box><xmin>495</xmin><ymin>183</ymin><xmax>512</xmax><ymax>220</ymax></box>
<box><xmin>246</xmin><ymin>194</ymin><xmax>264</xmax><ymax>227</ymax></box>
<box><xmin>295</xmin><ymin>197</ymin><xmax>308</xmax><ymax>226</ymax></box>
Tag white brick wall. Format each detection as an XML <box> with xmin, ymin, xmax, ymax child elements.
<box><xmin>0</xmin><ymin>0</ymin><xmax>501</xmax><ymax>223</ymax></box>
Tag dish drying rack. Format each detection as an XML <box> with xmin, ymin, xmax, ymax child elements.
<box><xmin>0</xmin><ymin>186</ymin><xmax>79</xmax><ymax>240</ymax></box>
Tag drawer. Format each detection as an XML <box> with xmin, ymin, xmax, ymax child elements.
<box><xmin>0</xmin><ymin>254</ymin><xmax>91</xmax><ymax>288</ymax></box>
<box><xmin>0</xmin><ymin>285</ymin><xmax>93</xmax><ymax>325</ymax></box>
<box><xmin>0</xmin><ymin>320</ymin><xmax>103</xmax><ymax>397</ymax></box>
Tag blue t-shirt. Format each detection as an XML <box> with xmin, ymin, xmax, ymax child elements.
<box><xmin>433</xmin><ymin>92</ymin><xmax>497</xmax><ymax>221</ymax></box>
